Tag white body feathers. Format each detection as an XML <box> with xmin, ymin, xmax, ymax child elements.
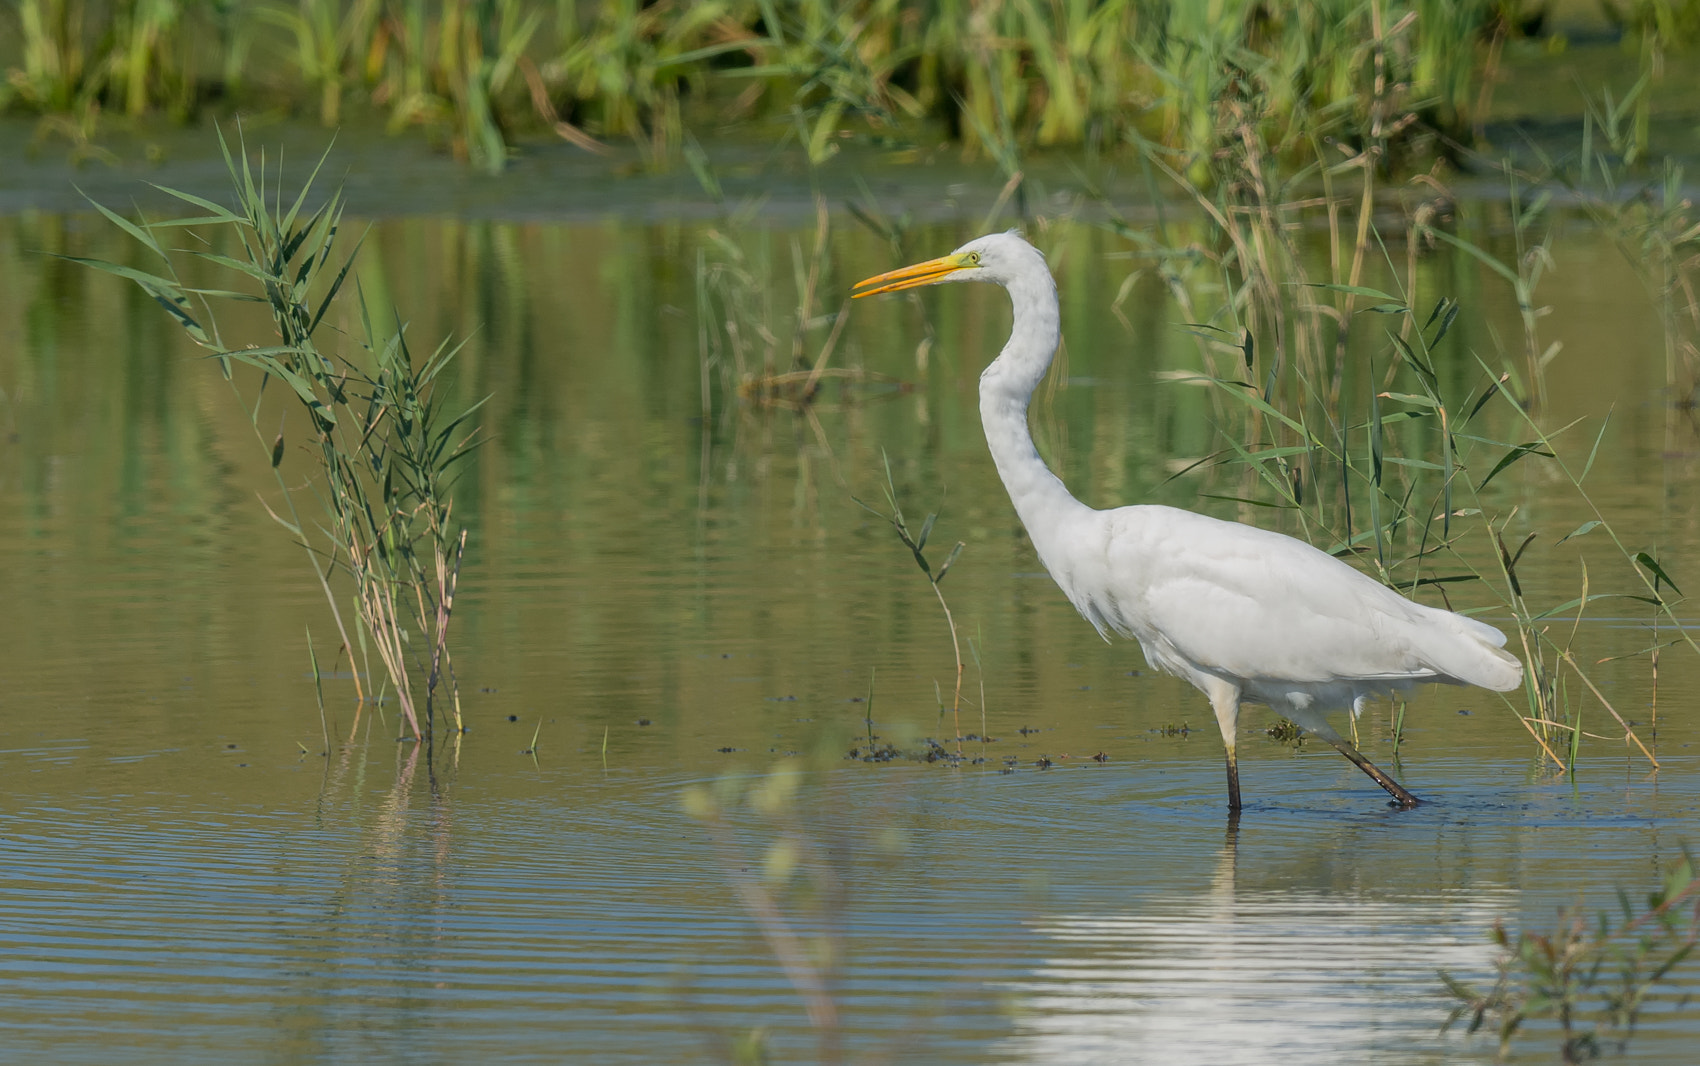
<box><xmin>1035</xmin><ymin>502</ymin><xmax>1521</xmax><ymax>714</ymax></box>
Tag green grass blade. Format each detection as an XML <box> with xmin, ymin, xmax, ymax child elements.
<box><xmin>76</xmin><ymin>190</ymin><xmax>165</xmax><ymax>259</ymax></box>
<box><xmin>1556</xmin><ymin>521</ymin><xmax>1601</xmax><ymax>545</ymax></box>
<box><xmin>144</xmin><ymin>183</ymin><xmax>246</xmax><ymax>225</ymax></box>
<box><xmin>1308</xmin><ymin>282</ymin><xmax>1406</xmax><ymax>304</ymax></box>
<box><xmin>1579</xmin><ymin>410</ymin><xmax>1612</xmax><ymax>484</ymax></box>
<box><xmin>1477</xmin><ymin>443</ymin><xmax>1557</xmax><ymax>491</ymax></box>
<box><xmin>307</xmin><ymin>231</ymin><xmax>369</xmax><ymax>336</ymax></box>
<box><xmin>279</xmin><ymin>135</ymin><xmax>339</xmax><ymax>240</ymax></box>
<box><xmin>56</xmin><ymin>255</ymin><xmax>210</xmax><ymax>345</ymax></box>
<box><xmin>1422</xmin><ymin>226</ymin><xmax>1523</xmax><ymax>288</ymax></box>
<box><xmin>1634</xmin><ymin>552</ymin><xmax>1682</xmax><ymax>597</ymax></box>
<box><xmin>187</xmin><ymin>250</ymin><xmax>272</xmax><ymax>284</ymax></box>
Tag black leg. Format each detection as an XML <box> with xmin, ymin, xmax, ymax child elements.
<box><xmin>1206</xmin><ymin>683</ymin><xmax>1245</xmax><ymax>812</ymax></box>
<box><xmin>1320</xmin><ymin>733</ymin><xmax>1420</xmax><ymax>808</ymax></box>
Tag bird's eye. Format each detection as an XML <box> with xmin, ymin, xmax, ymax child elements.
<box><xmin>967</xmin><ymin>252</ymin><xmax>981</xmax><ymax>264</ymax></box>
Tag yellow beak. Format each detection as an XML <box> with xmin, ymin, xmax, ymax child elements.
<box><xmin>852</xmin><ymin>252</ymin><xmax>976</xmax><ymax>298</ymax></box>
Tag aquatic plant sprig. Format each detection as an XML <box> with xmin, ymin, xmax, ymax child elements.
<box><xmin>852</xmin><ymin>451</ymin><xmax>967</xmax><ymax>750</ymax></box>
<box><xmin>1441</xmin><ymin>850</ymin><xmax>1700</xmax><ymax>1063</ymax></box>
<box><xmin>69</xmin><ymin>128</ymin><xmax>483</xmax><ymax>741</ymax></box>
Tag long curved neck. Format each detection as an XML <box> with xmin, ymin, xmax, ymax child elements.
<box><xmin>978</xmin><ymin>268</ymin><xmax>1091</xmax><ymax>554</ymax></box>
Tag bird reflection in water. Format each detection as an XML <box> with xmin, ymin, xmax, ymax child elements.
<box><xmin>999</xmin><ymin>822</ymin><xmax>1508</xmax><ymax>1064</ymax></box>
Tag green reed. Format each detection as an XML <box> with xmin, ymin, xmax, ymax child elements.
<box><xmin>383</xmin><ymin>0</ymin><xmax>542</xmax><ymax>170</ymax></box>
<box><xmin>7</xmin><ymin>0</ymin><xmax>220</xmax><ymax>122</ymax></box>
<box><xmin>71</xmin><ymin>130</ymin><xmax>482</xmax><ymax>740</ymax></box>
<box><xmin>12</xmin><ymin>1</ymin><xmax>1680</xmax><ymax>170</ymax></box>
<box><xmin>547</xmin><ymin>0</ymin><xmax>746</xmax><ymax>166</ymax></box>
<box><xmin>250</xmin><ymin>0</ymin><xmax>383</xmax><ymax>126</ymax></box>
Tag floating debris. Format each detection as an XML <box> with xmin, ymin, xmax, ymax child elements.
<box><xmin>846</xmin><ymin>741</ymin><xmax>901</xmax><ymax>763</ymax></box>
<box><xmin>1266</xmin><ymin>718</ymin><xmax>1304</xmax><ymax>744</ymax></box>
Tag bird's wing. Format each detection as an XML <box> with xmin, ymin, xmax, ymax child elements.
<box><xmin>1091</xmin><ymin>507</ymin><xmax>1454</xmax><ymax>685</ymax></box>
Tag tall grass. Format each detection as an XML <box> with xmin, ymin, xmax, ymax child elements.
<box><xmin>71</xmin><ymin>130</ymin><xmax>482</xmax><ymax>739</ymax></box>
<box><xmin>378</xmin><ymin>0</ymin><xmax>544</xmax><ymax>170</ymax></box>
<box><xmin>12</xmin><ymin>1</ymin><xmax>1685</xmax><ymax>168</ymax></box>
<box><xmin>252</xmin><ymin>0</ymin><xmax>384</xmax><ymax>127</ymax></box>
<box><xmin>6</xmin><ymin>0</ymin><xmax>220</xmax><ymax>144</ymax></box>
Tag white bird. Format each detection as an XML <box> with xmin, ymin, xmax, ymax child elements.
<box><xmin>852</xmin><ymin>231</ymin><xmax>1523</xmax><ymax>810</ymax></box>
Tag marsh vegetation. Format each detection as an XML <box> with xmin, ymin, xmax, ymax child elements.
<box><xmin>5</xmin><ymin>0</ymin><xmax>1699</xmax><ymax>170</ymax></box>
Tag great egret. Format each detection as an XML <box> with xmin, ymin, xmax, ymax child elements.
<box><xmin>852</xmin><ymin>231</ymin><xmax>1522</xmax><ymax>810</ymax></box>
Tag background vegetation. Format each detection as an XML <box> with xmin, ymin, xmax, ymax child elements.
<box><xmin>6</xmin><ymin>0</ymin><xmax>1700</xmax><ymax>171</ymax></box>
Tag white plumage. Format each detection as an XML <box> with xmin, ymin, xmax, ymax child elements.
<box><xmin>854</xmin><ymin>231</ymin><xmax>1523</xmax><ymax>810</ymax></box>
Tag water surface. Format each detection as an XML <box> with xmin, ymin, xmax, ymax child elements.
<box><xmin>1</xmin><ymin>161</ymin><xmax>1698</xmax><ymax>1063</ymax></box>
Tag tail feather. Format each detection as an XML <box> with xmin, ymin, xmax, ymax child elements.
<box><xmin>1416</xmin><ymin>612</ymin><xmax>1523</xmax><ymax>691</ymax></box>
